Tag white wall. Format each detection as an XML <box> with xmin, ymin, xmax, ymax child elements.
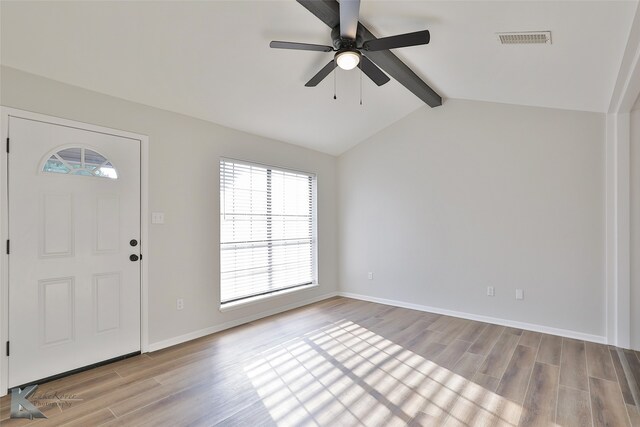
<box><xmin>631</xmin><ymin>102</ymin><xmax>640</xmax><ymax>349</ymax></box>
<box><xmin>0</xmin><ymin>66</ymin><xmax>613</xmax><ymax>346</ymax></box>
<box><xmin>0</xmin><ymin>66</ymin><xmax>339</xmax><ymax>347</ymax></box>
<box><xmin>338</xmin><ymin>99</ymin><xmax>606</xmax><ymax>339</ymax></box>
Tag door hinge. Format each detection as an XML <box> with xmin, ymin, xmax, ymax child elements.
<box><xmin>5</xmin><ymin>137</ymin><xmax>8</xmax><ymax>153</ymax></box>
<box><xmin>5</xmin><ymin>341</ymin><xmax>9</xmax><ymax>357</ymax></box>
<box><xmin>5</xmin><ymin>240</ymin><xmax>9</xmax><ymax>255</ymax></box>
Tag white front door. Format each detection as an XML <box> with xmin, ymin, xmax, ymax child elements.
<box><xmin>8</xmin><ymin>116</ymin><xmax>141</xmax><ymax>388</ymax></box>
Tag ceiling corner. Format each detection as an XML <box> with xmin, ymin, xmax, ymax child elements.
<box><xmin>608</xmin><ymin>0</ymin><xmax>640</xmax><ymax>114</ymax></box>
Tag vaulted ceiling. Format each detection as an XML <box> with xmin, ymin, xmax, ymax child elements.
<box><xmin>1</xmin><ymin>1</ymin><xmax>638</xmax><ymax>155</ymax></box>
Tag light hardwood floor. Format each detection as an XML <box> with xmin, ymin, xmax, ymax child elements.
<box><xmin>1</xmin><ymin>297</ymin><xmax>639</xmax><ymax>426</ymax></box>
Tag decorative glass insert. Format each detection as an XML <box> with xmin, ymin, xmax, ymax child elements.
<box><xmin>43</xmin><ymin>147</ymin><xmax>118</xmax><ymax>179</ymax></box>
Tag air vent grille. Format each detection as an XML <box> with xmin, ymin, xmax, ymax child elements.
<box><xmin>497</xmin><ymin>31</ymin><xmax>552</xmax><ymax>45</ymax></box>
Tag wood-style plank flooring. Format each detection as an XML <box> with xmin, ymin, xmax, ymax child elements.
<box><xmin>1</xmin><ymin>297</ymin><xmax>639</xmax><ymax>426</ymax></box>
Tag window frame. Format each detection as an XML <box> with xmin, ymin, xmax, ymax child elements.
<box><xmin>219</xmin><ymin>157</ymin><xmax>318</xmax><ymax>308</ymax></box>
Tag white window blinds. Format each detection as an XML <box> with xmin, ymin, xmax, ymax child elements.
<box><xmin>220</xmin><ymin>159</ymin><xmax>316</xmax><ymax>304</ymax></box>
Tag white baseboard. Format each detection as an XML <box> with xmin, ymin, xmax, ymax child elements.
<box><xmin>338</xmin><ymin>291</ymin><xmax>607</xmax><ymax>344</ymax></box>
<box><xmin>147</xmin><ymin>292</ymin><xmax>338</xmax><ymax>352</ymax></box>
<box><xmin>147</xmin><ymin>289</ymin><xmax>607</xmax><ymax>353</ymax></box>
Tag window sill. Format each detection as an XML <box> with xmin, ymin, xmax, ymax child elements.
<box><xmin>219</xmin><ymin>283</ymin><xmax>319</xmax><ymax>312</ymax></box>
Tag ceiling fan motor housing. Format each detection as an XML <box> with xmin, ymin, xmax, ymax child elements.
<box><xmin>331</xmin><ymin>26</ymin><xmax>364</xmax><ymax>50</ymax></box>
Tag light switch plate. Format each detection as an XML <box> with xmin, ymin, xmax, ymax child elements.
<box><xmin>152</xmin><ymin>212</ymin><xmax>165</xmax><ymax>224</ymax></box>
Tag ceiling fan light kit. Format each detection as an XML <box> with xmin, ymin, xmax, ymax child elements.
<box><xmin>270</xmin><ymin>0</ymin><xmax>442</xmax><ymax>107</ymax></box>
<box><xmin>335</xmin><ymin>49</ymin><xmax>361</xmax><ymax>70</ymax></box>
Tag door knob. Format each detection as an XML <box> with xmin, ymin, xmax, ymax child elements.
<box><xmin>130</xmin><ymin>254</ymin><xmax>139</xmax><ymax>262</ymax></box>
<box><xmin>130</xmin><ymin>239</ymin><xmax>138</xmax><ymax>247</ymax></box>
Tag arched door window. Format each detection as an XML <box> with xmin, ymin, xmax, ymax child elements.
<box><xmin>42</xmin><ymin>146</ymin><xmax>118</xmax><ymax>179</ymax></box>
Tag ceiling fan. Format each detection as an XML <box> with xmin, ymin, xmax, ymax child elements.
<box><xmin>270</xmin><ymin>0</ymin><xmax>442</xmax><ymax>107</ymax></box>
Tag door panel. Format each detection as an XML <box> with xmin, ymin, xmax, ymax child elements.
<box><xmin>95</xmin><ymin>195</ymin><xmax>120</xmax><ymax>253</ymax></box>
<box><xmin>40</xmin><ymin>277</ymin><xmax>75</xmax><ymax>346</ymax></box>
<box><xmin>94</xmin><ymin>272</ymin><xmax>121</xmax><ymax>333</ymax></box>
<box><xmin>8</xmin><ymin>116</ymin><xmax>141</xmax><ymax>387</ymax></box>
<box><xmin>41</xmin><ymin>193</ymin><xmax>74</xmax><ymax>257</ymax></box>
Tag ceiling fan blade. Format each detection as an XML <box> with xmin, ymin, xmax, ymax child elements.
<box><xmin>361</xmin><ymin>27</ymin><xmax>441</xmax><ymax>106</ymax></box>
<box><xmin>297</xmin><ymin>0</ymin><xmax>340</xmax><ymax>29</ymax></box>
<box><xmin>305</xmin><ymin>60</ymin><xmax>336</xmax><ymax>87</ymax></box>
<box><xmin>340</xmin><ymin>0</ymin><xmax>360</xmax><ymax>40</ymax></box>
<box><xmin>359</xmin><ymin>56</ymin><xmax>390</xmax><ymax>86</ymax></box>
<box><xmin>270</xmin><ymin>41</ymin><xmax>333</xmax><ymax>52</ymax></box>
<box><xmin>364</xmin><ymin>48</ymin><xmax>441</xmax><ymax>106</ymax></box>
<box><xmin>363</xmin><ymin>30</ymin><xmax>430</xmax><ymax>51</ymax></box>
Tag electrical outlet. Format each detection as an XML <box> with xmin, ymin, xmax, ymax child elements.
<box><xmin>368</xmin><ymin>272</ymin><xmax>373</xmax><ymax>280</ymax></box>
<box><xmin>177</xmin><ymin>298</ymin><xmax>184</xmax><ymax>310</ymax></box>
<box><xmin>487</xmin><ymin>286</ymin><xmax>495</xmax><ymax>297</ymax></box>
<box><xmin>516</xmin><ymin>289</ymin><xmax>524</xmax><ymax>300</ymax></box>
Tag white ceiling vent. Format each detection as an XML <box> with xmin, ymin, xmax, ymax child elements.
<box><xmin>497</xmin><ymin>31</ymin><xmax>552</xmax><ymax>45</ymax></box>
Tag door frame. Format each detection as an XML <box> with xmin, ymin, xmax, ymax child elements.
<box><xmin>0</xmin><ymin>107</ymin><xmax>150</xmax><ymax>396</ymax></box>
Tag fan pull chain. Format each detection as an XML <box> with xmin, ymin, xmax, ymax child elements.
<box><xmin>333</xmin><ymin>67</ymin><xmax>337</xmax><ymax>100</ymax></box>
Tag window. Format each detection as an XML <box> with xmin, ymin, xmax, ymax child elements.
<box><xmin>42</xmin><ymin>146</ymin><xmax>118</xmax><ymax>179</ymax></box>
<box><xmin>220</xmin><ymin>158</ymin><xmax>316</xmax><ymax>304</ymax></box>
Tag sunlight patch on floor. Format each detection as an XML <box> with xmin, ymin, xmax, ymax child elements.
<box><xmin>244</xmin><ymin>320</ymin><xmax>532</xmax><ymax>426</ymax></box>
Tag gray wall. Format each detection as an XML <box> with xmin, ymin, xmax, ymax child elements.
<box><xmin>631</xmin><ymin>105</ymin><xmax>640</xmax><ymax>349</ymax></box>
<box><xmin>338</xmin><ymin>99</ymin><xmax>606</xmax><ymax>337</ymax></box>
<box><xmin>0</xmin><ymin>66</ymin><xmax>339</xmax><ymax>346</ymax></box>
<box><xmin>1</xmin><ymin>66</ymin><xmax>613</xmax><ymax>345</ymax></box>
